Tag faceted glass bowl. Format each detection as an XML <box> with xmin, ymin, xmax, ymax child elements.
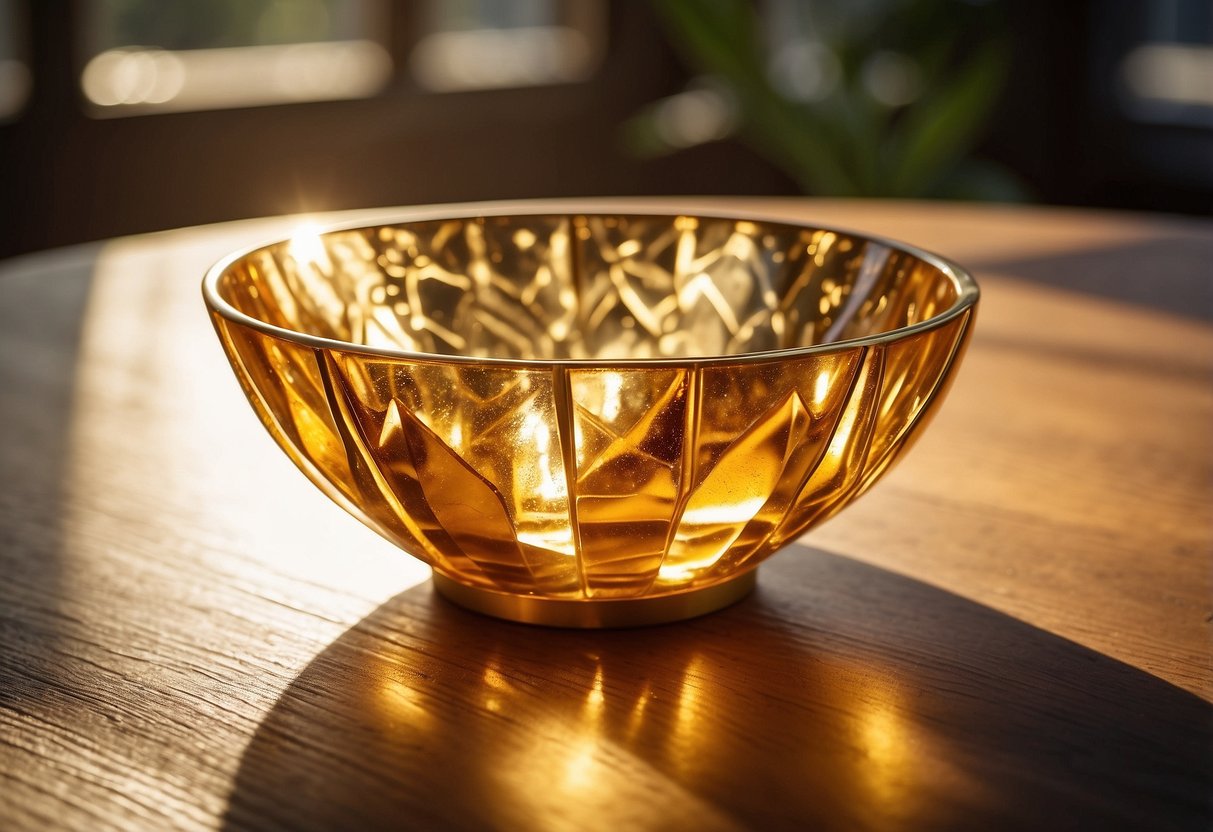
<box><xmin>203</xmin><ymin>208</ymin><xmax>978</xmax><ymax>626</ymax></box>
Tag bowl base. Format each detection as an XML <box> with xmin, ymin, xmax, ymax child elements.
<box><xmin>431</xmin><ymin>570</ymin><xmax>757</xmax><ymax>628</ymax></box>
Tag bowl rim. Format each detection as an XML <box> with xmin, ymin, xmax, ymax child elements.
<box><xmin>201</xmin><ymin>203</ymin><xmax>980</xmax><ymax>368</ymax></box>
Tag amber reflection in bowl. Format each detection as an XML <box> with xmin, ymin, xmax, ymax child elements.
<box><xmin>203</xmin><ymin>206</ymin><xmax>978</xmax><ymax>627</ymax></box>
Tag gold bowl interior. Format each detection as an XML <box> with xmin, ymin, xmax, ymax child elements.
<box><xmin>204</xmin><ymin>211</ymin><xmax>977</xmax><ymax>624</ymax></box>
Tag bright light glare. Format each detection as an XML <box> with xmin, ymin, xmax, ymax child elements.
<box><xmin>289</xmin><ymin>222</ymin><xmax>330</xmax><ymax>270</ymax></box>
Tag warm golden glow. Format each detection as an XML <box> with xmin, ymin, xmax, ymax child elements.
<box><xmin>379</xmin><ymin>677</ymin><xmax>432</xmax><ymax>729</ymax></box>
<box><xmin>205</xmin><ymin>211</ymin><xmax>976</xmax><ymax>624</ymax></box>
<box><xmin>669</xmin><ymin>654</ymin><xmax>708</xmax><ymax>778</ymax></box>
<box><xmin>625</xmin><ymin>681</ymin><xmax>653</xmax><ymax>741</ymax></box>
<box><xmin>561</xmin><ymin>740</ymin><xmax>601</xmax><ymax>790</ymax></box>
<box><xmin>855</xmin><ymin>689</ymin><xmax>918</xmax><ymax>811</ymax></box>
<box><xmin>585</xmin><ymin>664</ymin><xmax>606</xmax><ymax>713</ymax></box>
<box><xmin>480</xmin><ymin>662</ymin><xmax>512</xmax><ymax>714</ymax></box>
<box><xmin>861</xmin><ymin>704</ymin><xmax>904</xmax><ymax>770</ymax></box>
<box><xmin>482</xmin><ymin>665</ymin><xmax>509</xmax><ymax>691</ymax></box>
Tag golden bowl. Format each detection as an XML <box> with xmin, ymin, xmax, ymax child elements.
<box><xmin>203</xmin><ymin>206</ymin><xmax>978</xmax><ymax>627</ymax></box>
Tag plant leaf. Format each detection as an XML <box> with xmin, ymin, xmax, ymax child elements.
<box><xmin>888</xmin><ymin>41</ymin><xmax>1009</xmax><ymax>196</ymax></box>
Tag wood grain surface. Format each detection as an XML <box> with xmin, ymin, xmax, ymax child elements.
<box><xmin>1</xmin><ymin>199</ymin><xmax>1209</xmax><ymax>831</ymax></box>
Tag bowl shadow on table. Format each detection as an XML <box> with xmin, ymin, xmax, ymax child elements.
<box><xmin>974</xmin><ymin>234</ymin><xmax>1213</xmax><ymax>323</ymax></box>
<box><xmin>222</xmin><ymin>549</ymin><xmax>1211</xmax><ymax>832</ymax></box>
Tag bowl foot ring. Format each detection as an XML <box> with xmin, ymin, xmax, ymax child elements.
<box><xmin>431</xmin><ymin>569</ymin><xmax>758</xmax><ymax>628</ymax></box>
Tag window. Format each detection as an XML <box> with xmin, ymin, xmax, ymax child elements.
<box><xmin>3</xmin><ymin>2</ymin><xmax>650</xmax><ymax>261</ymax></box>
<box><xmin>410</xmin><ymin>0</ymin><xmax>605</xmax><ymax>92</ymax></box>
<box><xmin>79</xmin><ymin>0</ymin><xmax>392</xmax><ymax>114</ymax></box>
<box><xmin>1118</xmin><ymin>0</ymin><xmax>1213</xmax><ymax>128</ymax></box>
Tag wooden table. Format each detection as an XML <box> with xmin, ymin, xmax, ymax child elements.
<box><xmin>2</xmin><ymin>199</ymin><xmax>1210</xmax><ymax>831</ymax></box>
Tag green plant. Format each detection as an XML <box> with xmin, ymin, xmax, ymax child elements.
<box><xmin>627</xmin><ymin>0</ymin><xmax>1026</xmax><ymax>200</ymax></box>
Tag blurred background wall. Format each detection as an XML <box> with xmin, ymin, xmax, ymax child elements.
<box><xmin>1</xmin><ymin>0</ymin><xmax>1210</xmax><ymax>261</ymax></box>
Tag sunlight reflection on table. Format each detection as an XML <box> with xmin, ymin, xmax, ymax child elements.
<box><xmin>61</xmin><ymin>228</ymin><xmax>432</xmax><ymax>648</ymax></box>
